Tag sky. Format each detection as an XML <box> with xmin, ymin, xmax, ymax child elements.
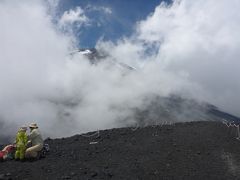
<box><xmin>0</xmin><ymin>0</ymin><xmax>240</xmax><ymax>140</ymax></box>
<box><xmin>54</xmin><ymin>0</ymin><xmax>168</xmax><ymax>47</ymax></box>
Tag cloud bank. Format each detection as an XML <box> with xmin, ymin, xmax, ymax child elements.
<box><xmin>0</xmin><ymin>0</ymin><xmax>239</xmax><ymax>141</ymax></box>
<box><xmin>98</xmin><ymin>0</ymin><xmax>240</xmax><ymax>116</ymax></box>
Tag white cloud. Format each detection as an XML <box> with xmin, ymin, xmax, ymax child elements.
<box><xmin>86</xmin><ymin>5</ymin><xmax>112</xmax><ymax>14</ymax></box>
<box><xmin>59</xmin><ymin>6</ymin><xmax>89</xmax><ymax>28</ymax></box>
<box><xmin>1</xmin><ymin>0</ymin><xmax>240</xmax><ymax>142</ymax></box>
<box><xmin>45</xmin><ymin>0</ymin><xmax>60</xmax><ymax>17</ymax></box>
<box><xmin>102</xmin><ymin>7</ymin><xmax>112</xmax><ymax>14</ymax></box>
<box><xmin>0</xmin><ymin>0</ymin><xmax>153</xmax><ymax>140</ymax></box>
<box><xmin>0</xmin><ymin>0</ymin><xmax>77</xmax><ymax>139</ymax></box>
<box><xmin>58</xmin><ymin>5</ymin><xmax>112</xmax><ymax>31</ymax></box>
<box><xmin>98</xmin><ymin>0</ymin><xmax>240</xmax><ymax>116</ymax></box>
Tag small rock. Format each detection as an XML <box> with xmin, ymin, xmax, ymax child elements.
<box><xmin>46</xmin><ymin>169</ymin><xmax>52</xmax><ymax>173</ymax></box>
<box><xmin>197</xmin><ymin>151</ymin><xmax>201</xmax><ymax>155</ymax></box>
<box><xmin>70</xmin><ymin>172</ymin><xmax>76</xmax><ymax>176</ymax></box>
<box><xmin>105</xmin><ymin>135</ymin><xmax>110</xmax><ymax>139</ymax></box>
<box><xmin>91</xmin><ymin>172</ymin><xmax>98</xmax><ymax>177</ymax></box>
<box><xmin>5</xmin><ymin>173</ymin><xmax>11</xmax><ymax>177</ymax></box>
<box><xmin>46</xmin><ymin>137</ymin><xmax>52</xmax><ymax>141</ymax></box>
<box><xmin>89</xmin><ymin>142</ymin><xmax>98</xmax><ymax>145</ymax></box>
<box><xmin>61</xmin><ymin>175</ymin><xmax>71</xmax><ymax>179</ymax></box>
<box><xmin>120</xmin><ymin>132</ymin><xmax>126</xmax><ymax>135</ymax></box>
<box><xmin>96</xmin><ymin>135</ymin><xmax>101</xmax><ymax>139</ymax></box>
<box><xmin>108</xmin><ymin>173</ymin><xmax>113</xmax><ymax>178</ymax></box>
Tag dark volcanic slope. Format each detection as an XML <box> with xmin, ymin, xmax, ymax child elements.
<box><xmin>1</xmin><ymin>121</ymin><xmax>240</xmax><ymax>180</ymax></box>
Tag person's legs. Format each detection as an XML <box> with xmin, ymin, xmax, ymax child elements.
<box><xmin>19</xmin><ymin>147</ymin><xmax>26</xmax><ymax>160</ymax></box>
<box><xmin>25</xmin><ymin>144</ymin><xmax>43</xmax><ymax>158</ymax></box>
<box><xmin>15</xmin><ymin>147</ymin><xmax>20</xmax><ymax>159</ymax></box>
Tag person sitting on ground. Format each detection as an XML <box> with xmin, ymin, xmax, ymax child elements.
<box><xmin>15</xmin><ymin>126</ymin><xmax>28</xmax><ymax>161</ymax></box>
<box><xmin>25</xmin><ymin>123</ymin><xmax>43</xmax><ymax>159</ymax></box>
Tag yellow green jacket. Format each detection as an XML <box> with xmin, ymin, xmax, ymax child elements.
<box><xmin>16</xmin><ymin>131</ymin><xmax>28</xmax><ymax>148</ymax></box>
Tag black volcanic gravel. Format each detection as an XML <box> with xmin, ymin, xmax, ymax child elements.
<box><xmin>1</xmin><ymin>121</ymin><xmax>240</xmax><ymax>180</ymax></box>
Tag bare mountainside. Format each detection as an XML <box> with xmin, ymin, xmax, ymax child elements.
<box><xmin>1</xmin><ymin>121</ymin><xmax>240</xmax><ymax>180</ymax></box>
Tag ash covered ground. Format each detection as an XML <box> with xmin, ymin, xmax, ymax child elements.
<box><xmin>1</xmin><ymin>121</ymin><xmax>240</xmax><ymax>180</ymax></box>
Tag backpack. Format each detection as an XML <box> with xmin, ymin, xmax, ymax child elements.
<box><xmin>0</xmin><ymin>145</ymin><xmax>15</xmax><ymax>161</ymax></box>
<box><xmin>39</xmin><ymin>144</ymin><xmax>50</xmax><ymax>159</ymax></box>
<box><xmin>0</xmin><ymin>151</ymin><xmax>5</xmax><ymax>161</ymax></box>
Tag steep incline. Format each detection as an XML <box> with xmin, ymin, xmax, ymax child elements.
<box><xmin>1</xmin><ymin>121</ymin><xmax>240</xmax><ymax>180</ymax></box>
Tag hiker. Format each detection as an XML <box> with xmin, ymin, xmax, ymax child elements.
<box><xmin>15</xmin><ymin>126</ymin><xmax>28</xmax><ymax>160</ymax></box>
<box><xmin>25</xmin><ymin>123</ymin><xmax>44</xmax><ymax>159</ymax></box>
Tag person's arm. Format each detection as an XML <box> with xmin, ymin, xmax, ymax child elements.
<box><xmin>28</xmin><ymin>130</ymin><xmax>37</xmax><ymax>140</ymax></box>
<box><xmin>15</xmin><ymin>133</ymin><xmax>19</xmax><ymax>144</ymax></box>
<box><xmin>24</xmin><ymin>133</ymin><xmax>28</xmax><ymax>145</ymax></box>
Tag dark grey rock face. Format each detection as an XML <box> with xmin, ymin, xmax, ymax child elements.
<box><xmin>1</xmin><ymin>121</ymin><xmax>240</xmax><ymax>180</ymax></box>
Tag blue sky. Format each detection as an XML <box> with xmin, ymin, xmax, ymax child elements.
<box><xmin>56</xmin><ymin>0</ymin><xmax>171</xmax><ymax>48</ymax></box>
